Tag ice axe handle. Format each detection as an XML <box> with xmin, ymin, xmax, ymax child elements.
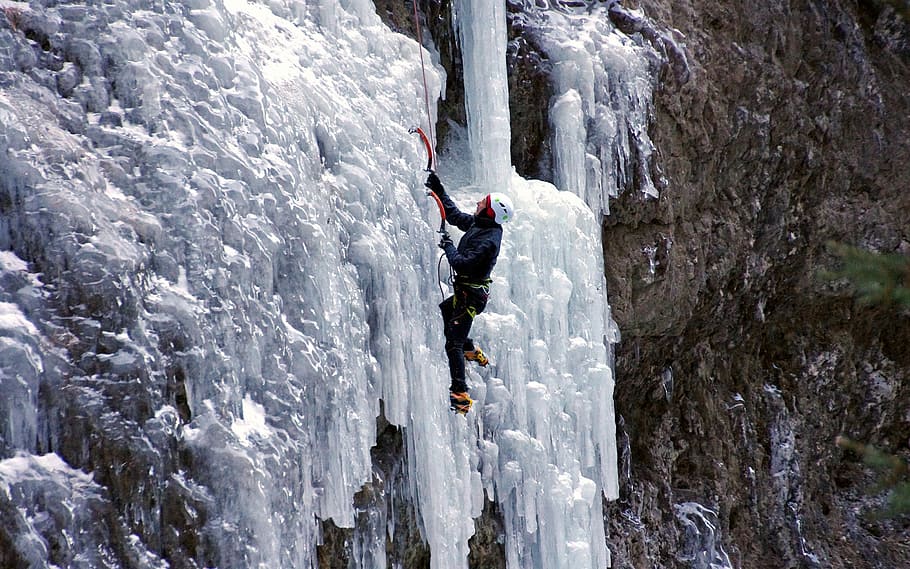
<box><xmin>426</xmin><ymin>190</ymin><xmax>447</xmax><ymax>234</ymax></box>
<box><xmin>410</xmin><ymin>126</ymin><xmax>435</xmax><ymax>172</ymax></box>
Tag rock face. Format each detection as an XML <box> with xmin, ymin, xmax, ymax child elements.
<box><xmin>599</xmin><ymin>1</ymin><xmax>910</xmax><ymax>567</ymax></box>
<box><xmin>394</xmin><ymin>0</ymin><xmax>910</xmax><ymax>567</ymax></box>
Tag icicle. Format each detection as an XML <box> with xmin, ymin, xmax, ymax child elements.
<box><xmin>454</xmin><ymin>0</ymin><xmax>511</xmax><ymax>191</ymax></box>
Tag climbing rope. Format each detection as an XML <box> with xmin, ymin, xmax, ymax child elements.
<box><xmin>412</xmin><ymin>0</ymin><xmax>436</xmax><ymax>168</ymax></box>
<box><xmin>437</xmin><ymin>250</ymin><xmax>455</xmax><ymax>299</ymax></box>
<box><xmin>411</xmin><ymin>2</ymin><xmax>451</xmax><ymax>298</ymax></box>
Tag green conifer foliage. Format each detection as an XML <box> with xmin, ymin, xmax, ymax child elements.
<box><xmin>828</xmin><ymin>243</ymin><xmax>910</xmax><ymax>517</ymax></box>
<box><xmin>824</xmin><ymin>242</ymin><xmax>910</xmax><ymax>308</ymax></box>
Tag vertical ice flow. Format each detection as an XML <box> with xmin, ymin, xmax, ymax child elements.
<box><xmin>451</xmin><ymin>1</ymin><xmax>619</xmax><ymax>568</ymax></box>
<box><xmin>455</xmin><ymin>0</ymin><xmax>511</xmax><ymax>191</ymax></box>
<box><xmin>0</xmin><ymin>0</ymin><xmax>624</xmax><ymax>568</ymax></box>
<box><xmin>537</xmin><ymin>7</ymin><xmax>660</xmax><ymax>213</ymax></box>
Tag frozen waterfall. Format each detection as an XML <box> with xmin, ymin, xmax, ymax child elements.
<box><xmin>0</xmin><ymin>0</ymin><xmax>630</xmax><ymax>568</ymax></box>
<box><xmin>525</xmin><ymin>3</ymin><xmax>663</xmax><ymax>213</ymax></box>
<box><xmin>455</xmin><ymin>0</ymin><xmax>511</xmax><ymax>191</ymax></box>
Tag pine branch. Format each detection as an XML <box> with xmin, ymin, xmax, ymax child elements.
<box><xmin>837</xmin><ymin>436</ymin><xmax>910</xmax><ymax>516</ymax></box>
<box><xmin>824</xmin><ymin>242</ymin><xmax>910</xmax><ymax>308</ymax></box>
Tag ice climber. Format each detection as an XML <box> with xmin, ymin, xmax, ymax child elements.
<box><xmin>425</xmin><ymin>172</ymin><xmax>515</xmax><ymax>415</ymax></box>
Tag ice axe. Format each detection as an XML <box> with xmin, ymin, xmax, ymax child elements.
<box><xmin>410</xmin><ymin>126</ymin><xmax>447</xmax><ymax>237</ymax></box>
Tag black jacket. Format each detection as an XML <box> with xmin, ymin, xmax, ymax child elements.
<box><xmin>439</xmin><ymin>193</ymin><xmax>502</xmax><ymax>282</ymax></box>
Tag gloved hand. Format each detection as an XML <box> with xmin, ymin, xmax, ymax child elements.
<box><xmin>438</xmin><ymin>234</ymin><xmax>454</xmax><ymax>250</ymax></box>
<box><xmin>425</xmin><ymin>172</ymin><xmax>446</xmax><ymax>197</ymax></box>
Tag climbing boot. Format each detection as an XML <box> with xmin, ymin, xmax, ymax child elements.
<box><xmin>464</xmin><ymin>347</ymin><xmax>489</xmax><ymax>367</ymax></box>
<box><xmin>449</xmin><ymin>391</ymin><xmax>473</xmax><ymax>415</ymax></box>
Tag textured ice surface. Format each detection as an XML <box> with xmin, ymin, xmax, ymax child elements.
<box><xmin>0</xmin><ymin>1</ymin><xmax>619</xmax><ymax>567</ymax></box>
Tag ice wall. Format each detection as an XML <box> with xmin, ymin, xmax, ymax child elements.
<box><xmin>448</xmin><ymin>1</ymin><xmax>619</xmax><ymax>567</ymax></box>
<box><xmin>0</xmin><ymin>0</ymin><xmax>618</xmax><ymax>568</ymax></box>
<box><xmin>471</xmin><ymin>174</ymin><xmax>618</xmax><ymax>569</ymax></box>
<box><xmin>0</xmin><ymin>0</ymin><xmax>453</xmax><ymax>565</ymax></box>
<box><xmin>0</xmin><ymin>254</ymin><xmax>42</xmax><ymax>454</ymax></box>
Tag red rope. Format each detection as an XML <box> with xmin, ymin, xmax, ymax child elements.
<box><xmin>412</xmin><ymin>1</ymin><xmax>436</xmax><ymax>168</ymax></box>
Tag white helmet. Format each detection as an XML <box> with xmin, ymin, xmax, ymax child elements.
<box><xmin>486</xmin><ymin>192</ymin><xmax>514</xmax><ymax>224</ymax></box>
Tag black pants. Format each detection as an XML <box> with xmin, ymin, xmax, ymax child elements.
<box><xmin>439</xmin><ymin>282</ymin><xmax>489</xmax><ymax>393</ymax></box>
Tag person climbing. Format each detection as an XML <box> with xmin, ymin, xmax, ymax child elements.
<box><xmin>425</xmin><ymin>172</ymin><xmax>514</xmax><ymax>415</ymax></box>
